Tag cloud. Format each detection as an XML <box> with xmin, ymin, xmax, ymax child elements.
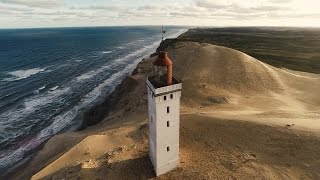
<box><xmin>0</xmin><ymin>2</ymin><xmax>31</xmax><ymax>11</ymax></box>
<box><xmin>196</xmin><ymin>0</ymin><xmax>232</xmax><ymax>9</ymax></box>
<box><xmin>0</xmin><ymin>0</ymin><xmax>62</xmax><ymax>8</ymax></box>
<box><xmin>0</xmin><ymin>0</ymin><xmax>319</xmax><ymax>28</ymax></box>
<box><xmin>193</xmin><ymin>0</ymin><xmax>295</xmax><ymax>19</ymax></box>
<box><xmin>251</xmin><ymin>5</ymin><xmax>287</xmax><ymax>11</ymax></box>
<box><xmin>77</xmin><ymin>5</ymin><xmax>125</xmax><ymax>11</ymax></box>
<box><xmin>269</xmin><ymin>0</ymin><xmax>293</xmax><ymax>4</ymax></box>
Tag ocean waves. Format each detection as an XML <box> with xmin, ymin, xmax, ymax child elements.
<box><xmin>2</xmin><ymin>68</ymin><xmax>46</xmax><ymax>82</ymax></box>
<box><xmin>0</xmin><ymin>42</ymin><xmax>152</xmax><ymax>170</ymax></box>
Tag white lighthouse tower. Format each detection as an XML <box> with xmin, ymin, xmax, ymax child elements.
<box><xmin>146</xmin><ymin>51</ymin><xmax>182</xmax><ymax>176</ymax></box>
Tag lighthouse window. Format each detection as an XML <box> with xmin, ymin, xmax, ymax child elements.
<box><xmin>167</xmin><ymin>146</ymin><xmax>170</xmax><ymax>152</ymax></box>
<box><xmin>167</xmin><ymin>121</ymin><xmax>170</xmax><ymax>127</ymax></box>
<box><xmin>167</xmin><ymin>106</ymin><xmax>170</xmax><ymax>113</ymax></box>
<box><xmin>170</xmin><ymin>94</ymin><xmax>173</xmax><ymax>99</ymax></box>
<box><xmin>164</xmin><ymin>96</ymin><xmax>166</xmax><ymax>101</ymax></box>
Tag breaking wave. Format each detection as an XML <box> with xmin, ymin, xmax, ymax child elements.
<box><xmin>3</xmin><ymin>68</ymin><xmax>46</xmax><ymax>82</ymax></box>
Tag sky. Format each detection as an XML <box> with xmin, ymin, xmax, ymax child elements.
<box><xmin>0</xmin><ymin>0</ymin><xmax>319</xmax><ymax>28</ymax></box>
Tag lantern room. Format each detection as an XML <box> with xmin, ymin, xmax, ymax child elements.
<box><xmin>153</xmin><ymin>51</ymin><xmax>173</xmax><ymax>86</ymax></box>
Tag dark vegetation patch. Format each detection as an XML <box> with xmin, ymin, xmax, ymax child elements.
<box><xmin>178</xmin><ymin>27</ymin><xmax>320</xmax><ymax>74</ymax></box>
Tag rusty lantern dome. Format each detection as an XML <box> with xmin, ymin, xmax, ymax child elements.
<box><xmin>153</xmin><ymin>51</ymin><xmax>173</xmax><ymax>85</ymax></box>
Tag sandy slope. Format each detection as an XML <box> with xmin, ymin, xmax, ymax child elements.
<box><xmin>12</xmin><ymin>42</ymin><xmax>320</xmax><ymax>180</ymax></box>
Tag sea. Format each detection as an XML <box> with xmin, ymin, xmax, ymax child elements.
<box><xmin>0</xmin><ymin>26</ymin><xmax>187</xmax><ymax>173</ymax></box>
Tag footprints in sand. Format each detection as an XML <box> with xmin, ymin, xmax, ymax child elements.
<box><xmin>286</xmin><ymin>123</ymin><xmax>295</xmax><ymax>127</ymax></box>
<box><xmin>50</xmin><ymin>144</ymin><xmax>149</xmax><ymax>179</ymax></box>
<box><xmin>220</xmin><ymin>153</ymin><xmax>257</xmax><ymax>172</ymax></box>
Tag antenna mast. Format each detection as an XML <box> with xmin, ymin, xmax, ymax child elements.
<box><xmin>161</xmin><ymin>25</ymin><xmax>166</xmax><ymax>42</ymax></box>
<box><xmin>161</xmin><ymin>25</ymin><xmax>164</xmax><ymax>42</ymax></box>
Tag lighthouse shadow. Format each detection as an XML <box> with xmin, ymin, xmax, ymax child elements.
<box><xmin>105</xmin><ymin>155</ymin><xmax>155</xmax><ymax>179</ymax></box>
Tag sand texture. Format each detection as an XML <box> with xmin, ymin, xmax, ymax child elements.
<box><xmin>11</xmin><ymin>41</ymin><xmax>320</xmax><ymax>180</ymax></box>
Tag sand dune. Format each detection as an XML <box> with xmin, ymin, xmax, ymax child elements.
<box><xmin>11</xmin><ymin>42</ymin><xmax>320</xmax><ymax>180</ymax></box>
<box><xmin>167</xmin><ymin>42</ymin><xmax>285</xmax><ymax>110</ymax></box>
<box><xmin>169</xmin><ymin>43</ymin><xmax>319</xmax><ymax>123</ymax></box>
<box><xmin>171</xmin><ymin>42</ymin><xmax>284</xmax><ymax>93</ymax></box>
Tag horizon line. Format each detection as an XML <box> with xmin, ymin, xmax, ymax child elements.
<box><xmin>1</xmin><ymin>25</ymin><xmax>320</xmax><ymax>30</ymax></box>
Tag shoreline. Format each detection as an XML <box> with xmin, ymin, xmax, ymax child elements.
<box><xmin>81</xmin><ymin>30</ymin><xmax>189</xmax><ymax>128</ymax></box>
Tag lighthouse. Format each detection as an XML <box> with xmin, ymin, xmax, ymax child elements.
<box><xmin>146</xmin><ymin>51</ymin><xmax>182</xmax><ymax>176</ymax></box>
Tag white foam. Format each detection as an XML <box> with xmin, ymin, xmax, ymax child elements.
<box><xmin>0</xmin><ymin>135</ymin><xmax>47</xmax><ymax>170</ymax></box>
<box><xmin>102</xmin><ymin>50</ymin><xmax>114</xmax><ymax>54</ymax></box>
<box><xmin>76</xmin><ymin>73</ymin><xmax>94</xmax><ymax>81</ymax></box>
<box><xmin>3</xmin><ymin>68</ymin><xmax>46</xmax><ymax>82</ymax></box>
<box><xmin>0</xmin><ymin>87</ymin><xmax>70</xmax><ymax>126</ymax></box>
<box><xmin>0</xmin><ymin>88</ymin><xmax>70</xmax><ymax>170</ymax></box>
<box><xmin>33</xmin><ymin>90</ymin><xmax>39</xmax><ymax>94</ymax></box>
<box><xmin>39</xmin><ymin>86</ymin><xmax>46</xmax><ymax>91</ymax></box>
<box><xmin>74</xmin><ymin>40</ymin><xmax>158</xmax><ymax>83</ymax></box>
<box><xmin>32</xmin><ymin>85</ymin><xmax>46</xmax><ymax>94</ymax></box>
<box><xmin>50</xmin><ymin>86</ymin><xmax>59</xmax><ymax>91</ymax></box>
<box><xmin>75</xmin><ymin>69</ymin><xmax>108</xmax><ymax>81</ymax></box>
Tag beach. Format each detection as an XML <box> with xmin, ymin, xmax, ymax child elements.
<box><xmin>8</xmin><ymin>28</ymin><xmax>320</xmax><ymax>179</ymax></box>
